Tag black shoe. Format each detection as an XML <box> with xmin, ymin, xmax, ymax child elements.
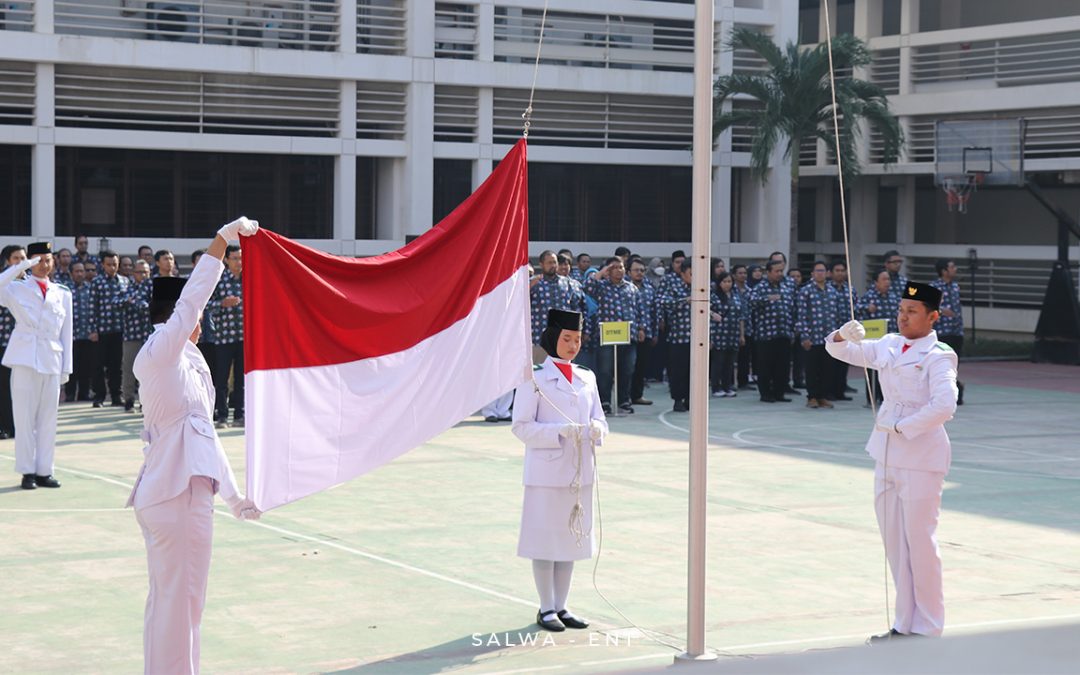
<box><xmin>232</xmin><ymin>417</ymin><xmax>245</xmax><ymax>428</ymax></box>
<box><xmin>557</xmin><ymin>609</ymin><xmax>589</xmax><ymax>629</ymax></box>
<box><xmin>21</xmin><ymin>474</ymin><xmax>36</xmax><ymax>490</ymax></box>
<box><xmin>673</xmin><ymin>401</ymin><xmax>688</xmax><ymax>412</ymax></box>
<box><xmin>0</xmin><ymin>430</ymin><xmax>9</xmax><ymax>440</ymax></box>
<box><xmin>785</xmin><ymin>386</ymin><xmax>801</xmax><ymax>394</ymax></box>
<box><xmin>868</xmin><ymin>628</ymin><xmax>907</xmax><ymax>645</ymax></box>
<box><xmin>957</xmin><ymin>382</ymin><xmax>965</xmax><ymax>406</ymax></box>
<box><xmin>602</xmin><ymin>403</ymin><xmax>612</xmax><ymax>415</ymax></box>
<box><xmin>92</xmin><ymin>400</ymin><xmax>104</xmax><ymax>408</ymax></box>
<box><xmin>536</xmin><ymin>610</ymin><xmax>565</xmax><ymax>632</ymax></box>
<box><xmin>34</xmin><ymin>475</ymin><xmax>60</xmax><ymax>488</ymax></box>
<box><xmin>835</xmin><ymin>395</ymin><xmax>853</xmax><ymax>401</ymax></box>
<box><xmin>484</xmin><ymin>415</ymin><xmax>499</xmax><ymax>423</ymax></box>
<box><xmin>618</xmin><ymin>404</ymin><xmax>634</xmax><ymax>414</ymax></box>
<box><xmin>844</xmin><ymin>385</ymin><xmax>858</xmax><ymax>393</ymax></box>
<box><xmin>760</xmin><ymin>396</ymin><xmax>775</xmax><ymax>403</ymax></box>
<box><xmin>124</xmin><ymin>399</ymin><xmax>135</xmax><ymax>412</ymax></box>
<box><xmin>111</xmin><ymin>397</ymin><xmax>122</xmax><ymax>407</ymax></box>
<box><xmin>498</xmin><ymin>416</ymin><xmax>512</xmax><ymax>422</ymax></box>
<box><xmin>632</xmin><ymin>398</ymin><xmax>653</xmax><ymax>406</ymax></box>
<box><xmin>776</xmin><ymin>397</ymin><xmax>793</xmax><ymax>403</ymax></box>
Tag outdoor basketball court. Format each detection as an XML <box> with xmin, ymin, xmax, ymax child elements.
<box><xmin>1</xmin><ymin>362</ymin><xmax>1078</xmax><ymax>674</ymax></box>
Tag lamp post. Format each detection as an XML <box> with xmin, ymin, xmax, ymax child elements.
<box><xmin>967</xmin><ymin>248</ymin><xmax>978</xmax><ymax>343</ymax></box>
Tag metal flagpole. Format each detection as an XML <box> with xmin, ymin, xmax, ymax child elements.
<box><xmin>676</xmin><ymin>0</ymin><xmax>717</xmax><ymax>663</ymax></box>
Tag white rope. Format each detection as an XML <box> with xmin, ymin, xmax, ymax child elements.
<box><xmin>821</xmin><ymin>1</ymin><xmax>890</xmax><ymax>633</ymax></box>
<box><xmin>522</xmin><ymin>0</ymin><xmax>551</xmax><ymax>137</ymax></box>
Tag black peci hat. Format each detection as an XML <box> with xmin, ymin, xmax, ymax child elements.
<box><xmin>903</xmin><ymin>281</ymin><xmax>942</xmax><ymax>310</ymax></box>
<box><xmin>547</xmin><ymin>308</ymin><xmax>583</xmax><ymax>332</ymax></box>
<box><xmin>151</xmin><ymin>276</ymin><xmax>187</xmax><ymax>304</ymax></box>
<box><xmin>27</xmin><ymin>242</ymin><xmax>52</xmax><ymax>256</ymax></box>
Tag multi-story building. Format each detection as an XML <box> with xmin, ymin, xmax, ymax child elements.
<box><xmin>793</xmin><ymin>0</ymin><xmax>1080</xmax><ymax>338</ymax></box>
<box><xmin>2</xmin><ymin>1</ymin><xmax>1076</xmax><ymax>337</ymax></box>
<box><xmin>0</xmin><ymin>0</ymin><xmax>792</xmax><ymax>262</ymax></box>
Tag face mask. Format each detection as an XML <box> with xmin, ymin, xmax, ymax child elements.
<box><xmin>654</xmin><ymin>267</ymin><xmax>665</xmax><ymax>276</ymax></box>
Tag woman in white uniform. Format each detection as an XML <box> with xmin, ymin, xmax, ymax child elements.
<box><xmin>512</xmin><ymin>309</ymin><xmax>608</xmax><ymax>632</ymax></box>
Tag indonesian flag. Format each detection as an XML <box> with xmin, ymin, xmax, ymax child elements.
<box><xmin>241</xmin><ymin>140</ymin><xmax>532</xmax><ymax>511</ymax></box>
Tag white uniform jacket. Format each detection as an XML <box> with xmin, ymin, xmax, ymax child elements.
<box><xmin>0</xmin><ymin>266</ymin><xmax>73</xmax><ymax>376</ymax></box>
<box><xmin>511</xmin><ymin>358</ymin><xmax>608</xmax><ymax>488</ymax></box>
<box><xmin>826</xmin><ymin>330</ymin><xmax>958</xmax><ymax>474</ymax></box>
<box><xmin>127</xmin><ymin>255</ymin><xmax>242</xmax><ymax>510</ymax></box>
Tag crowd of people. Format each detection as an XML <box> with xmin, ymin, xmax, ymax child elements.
<box><xmin>523</xmin><ymin>247</ymin><xmax>966</xmax><ymax>414</ymax></box>
<box><xmin>0</xmin><ymin>235</ymin><xmax>247</xmax><ymax>440</ymax></box>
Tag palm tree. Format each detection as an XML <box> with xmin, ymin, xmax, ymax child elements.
<box><xmin>714</xmin><ymin>28</ymin><xmax>903</xmax><ymax>256</ymax></box>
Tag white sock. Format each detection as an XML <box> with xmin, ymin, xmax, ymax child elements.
<box><xmin>532</xmin><ymin>560</ymin><xmax>556</xmax><ymax>614</ymax></box>
<box><xmin>553</xmin><ymin>560</ymin><xmax>574</xmax><ymax>612</ymax></box>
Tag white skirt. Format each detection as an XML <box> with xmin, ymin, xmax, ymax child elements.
<box><xmin>517</xmin><ymin>485</ymin><xmax>595</xmax><ymax>561</ymax></box>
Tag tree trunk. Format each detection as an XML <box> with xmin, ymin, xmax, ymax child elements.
<box><xmin>789</xmin><ymin>161</ymin><xmax>800</xmax><ymax>266</ymax></box>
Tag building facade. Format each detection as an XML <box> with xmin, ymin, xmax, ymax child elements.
<box><xmin>1</xmin><ymin>0</ymin><xmax>1077</xmax><ymax>336</ymax></box>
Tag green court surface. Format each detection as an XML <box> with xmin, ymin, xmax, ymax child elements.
<box><xmin>1</xmin><ymin>362</ymin><xmax>1078</xmax><ymax>674</ymax></box>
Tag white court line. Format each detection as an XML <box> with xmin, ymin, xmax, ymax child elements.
<box><xmin>0</xmin><ymin>453</ymin><xmax>538</xmax><ymax>610</ymax></box>
<box><xmin>655</xmin><ymin>416</ymin><xmax>1080</xmax><ymax>482</ymax></box>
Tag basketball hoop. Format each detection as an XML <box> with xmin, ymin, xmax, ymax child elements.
<box><xmin>942</xmin><ymin>174</ymin><xmax>981</xmax><ymax>214</ymax></box>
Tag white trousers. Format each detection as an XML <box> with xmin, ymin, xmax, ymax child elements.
<box><xmin>136</xmin><ymin>476</ymin><xmax>214</xmax><ymax>675</ymax></box>
<box><xmin>481</xmin><ymin>391</ymin><xmax>514</xmax><ymax>419</ymax></box>
<box><xmin>11</xmin><ymin>366</ymin><xmax>60</xmax><ymax>476</ymax></box>
<box><xmin>875</xmin><ymin>462</ymin><xmax>945</xmax><ymax>637</ymax></box>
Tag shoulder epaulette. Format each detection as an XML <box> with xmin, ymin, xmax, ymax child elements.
<box><xmin>532</xmin><ymin>363</ymin><xmax>543</xmax><ymax>371</ymax></box>
<box><xmin>934</xmin><ymin>342</ymin><xmax>953</xmax><ymax>352</ymax></box>
<box><xmin>573</xmin><ymin>364</ymin><xmax>592</xmax><ymax>373</ymax></box>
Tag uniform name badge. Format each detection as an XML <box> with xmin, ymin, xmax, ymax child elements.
<box><xmin>861</xmin><ymin>318</ymin><xmax>888</xmax><ymax>339</ymax></box>
<box><xmin>599</xmin><ymin>321</ymin><xmax>631</xmax><ymax>346</ymax></box>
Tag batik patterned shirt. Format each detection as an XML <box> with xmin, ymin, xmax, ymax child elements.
<box><xmin>631</xmin><ymin>279</ymin><xmax>658</xmax><ymax>340</ymax></box>
<box><xmin>211</xmin><ymin>271</ymin><xmax>244</xmax><ymax>344</ymax></box>
<box><xmin>857</xmin><ymin>287</ymin><xmax>899</xmax><ymax>334</ymax></box>
<box><xmin>67</xmin><ymin>282</ymin><xmax>93</xmax><ymax>341</ymax></box>
<box><xmin>796</xmin><ymin>282</ymin><xmax>841</xmax><ymax>345</ymax></box>
<box><xmin>583</xmin><ymin>276</ymin><xmax>645</xmax><ymax>343</ymax></box>
<box><xmin>89</xmin><ymin>273</ymin><xmax>130</xmax><ymax>335</ymax></box>
<box><xmin>121</xmin><ymin>279</ymin><xmax>153</xmax><ymax>343</ymax></box>
<box><xmin>711</xmin><ymin>291</ymin><xmax>742</xmax><ymax>350</ymax></box>
<box><xmin>660</xmin><ymin>276</ymin><xmax>693</xmax><ymax>345</ymax></box>
<box><xmin>930</xmin><ymin>279</ymin><xmax>963</xmax><ymax>337</ymax></box>
<box><xmin>748</xmin><ymin>279</ymin><xmax>796</xmax><ymax>341</ymax></box>
<box><xmin>530</xmin><ymin>274</ymin><xmax>587</xmax><ymax>345</ymax></box>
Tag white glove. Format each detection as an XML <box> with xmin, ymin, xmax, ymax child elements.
<box><xmin>217</xmin><ymin>216</ymin><xmax>260</xmax><ymax>241</ymax></box>
<box><xmin>59</xmin><ymin>374</ymin><xmax>69</xmax><ymax>385</ymax></box>
<box><xmin>21</xmin><ymin>257</ymin><xmax>40</xmax><ymax>271</ymax></box>
<box><xmin>589</xmin><ymin>420</ymin><xmax>605</xmax><ymax>442</ymax></box>
<box><xmin>559</xmin><ymin>423</ymin><xmax>583</xmax><ymax>439</ymax></box>
<box><xmin>227</xmin><ymin>496</ymin><xmax>262</xmax><ymax>521</ymax></box>
<box><xmin>838</xmin><ymin>319</ymin><xmax>866</xmax><ymax>344</ymax></box>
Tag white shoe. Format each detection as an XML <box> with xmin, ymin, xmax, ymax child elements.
<box><xmin>725</xmin><ymin>390</ymin><xmax>737</xmax><ymax>397</ymax></box>
<box><xmin>711</xmin><ymin>391</ymin><xmax>723</xmax><ymax>398</ymax></box>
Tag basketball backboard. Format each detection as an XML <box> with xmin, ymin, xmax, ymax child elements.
<box><xmin>935</xmin><ymin>118</ymin><xmax>1026</xmax><ymax>187</ymax></box>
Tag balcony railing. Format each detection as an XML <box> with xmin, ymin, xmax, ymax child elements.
<box><xmin>870</xmin><ymin>48</ymin><xmax>900</xmax><ymax>95</ymax></box>
<box><xmin>434</xmin><ymin>85</ymin><xmax>478</xmax><ymax>142</ymax></box>
<box><xmin>494</xmin><ymin>8</ymin><xmax>694</xmax><ymax>72</ymax></box>
<box><xmin>911</xmin><ymin>29</ymin><xmax>1080</xmax><ymax>88</ymax></box>
<box><xmin>356</xmin><ymin>81</ymin><xmax>406</xmax><ymax>140</ymax></box>
<box><xmin>0</xmin><ymin>0</ymin><xmax>33</xmax><ymax>32</ymax></box>
<box><xmin>53</xmin><ymin>1</ymin><xmax>339</xmax><ymax>50</ymax></box>
<box><xmin>434</xmin><ymin>2</ymin><xmax>477</xmax><ymax>60</ymax></box>
<box><xmin>357</xmin><ymin>0</ymin><xmax>406</xmax><ymax>55</ymax></box>
<box><xmin>901</xmin><ymin>257</ymin><xmax>1079</xmax><ymax>310</ymax></box>
<box><xmin>0</xmin><ymin>60</ymin><xmax>35</xmax><ymax>125</ymax></box>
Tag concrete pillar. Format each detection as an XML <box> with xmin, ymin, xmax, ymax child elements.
<box><xmin>403</xmin><ymin>80</ymin><xmax>435</xmax><ymax>234</ymax></box>
<box><xmin>896</xmin><ymin>175</ymin><xmax>916</xmax><ymax>247</ymax></box>
<box><xmin>35</xmin><ymin>0</ymin><xmax>54</xmax><ymax>33</ymax></box>
<box><xmin>848</xmin><ymin>176</ymin><xmax>877</xmax><ymax>289</ymax></box>
<box><xmin>340</xmin><ymin>0</ymin><xmax>357</xmax><ymax>54</ymax></box>
<box><xmin>32</xmin><ymin>63</ymin><xmax>55</xmax><ymax>240</ymax></box>
<box><xmin>476</xmin><ymin>2</ymin><xmax>494</xmax><ymax>62</ymax></box>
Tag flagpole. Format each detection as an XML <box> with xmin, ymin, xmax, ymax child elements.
<box><xmin>676</xmin><ymin>0</ymin><xmax>717</xmax><ymax>663</ymax></box>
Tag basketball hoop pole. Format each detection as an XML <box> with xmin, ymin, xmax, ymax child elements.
<box><xmin>1024</xmin><ymin>179</ymin><xmax>1080</xmax><ymax>264</ymax></box>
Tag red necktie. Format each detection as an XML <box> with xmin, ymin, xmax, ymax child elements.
<box><xmin>35</xmin><ymin>280</ymin><xmax>47</xmax><ymax>299</ymax></box>
<box><xmin>902</xmin><ymin>343</ymin><xmax>911</xmax><ymax>354</ymax></box>
<box><xmin>554</xmin><ymin>361</ymin><xmax>573</xmax><ymax>383</ymax></box>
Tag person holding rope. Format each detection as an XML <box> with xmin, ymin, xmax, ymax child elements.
<box><xmin>826</xmin><ymin>282</ymin><xmax>958</xmax><ymax>643</ymax></box>
<box><xmin>512</xmin><ymin>308</ymin><xmax>608</xmax><ymax>633</ymax></box>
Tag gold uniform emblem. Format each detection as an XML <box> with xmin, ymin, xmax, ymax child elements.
<box><xmin>908</xmin><ymin>286</ymin><xmax>917</xmax><ymax>296</ymax></box>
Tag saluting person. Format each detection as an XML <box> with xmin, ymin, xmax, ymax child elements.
<box><xmin>827</xmin><ymin>282</ymin><xmax>958</xmax><ymax>643</ymax></box>
<box><xmin>128</xmin><ymin>218</ymin><xmax>260</xmax><ymax>674</ymax></box>
<box><xmin>0</xmin><ymin>242</ymin><xmax>73</xmax><ymax>490</ymax></box>
<box><xmin>513</xmin><ymin>309</ymin><xmax>607</xmax><ymax>633</ymax></box>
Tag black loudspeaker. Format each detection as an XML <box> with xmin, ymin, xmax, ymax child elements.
<box><xmin>1032</xmin><ymin>261</ymin><xmax>1080</xmax><ymax>365</ymax></box>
